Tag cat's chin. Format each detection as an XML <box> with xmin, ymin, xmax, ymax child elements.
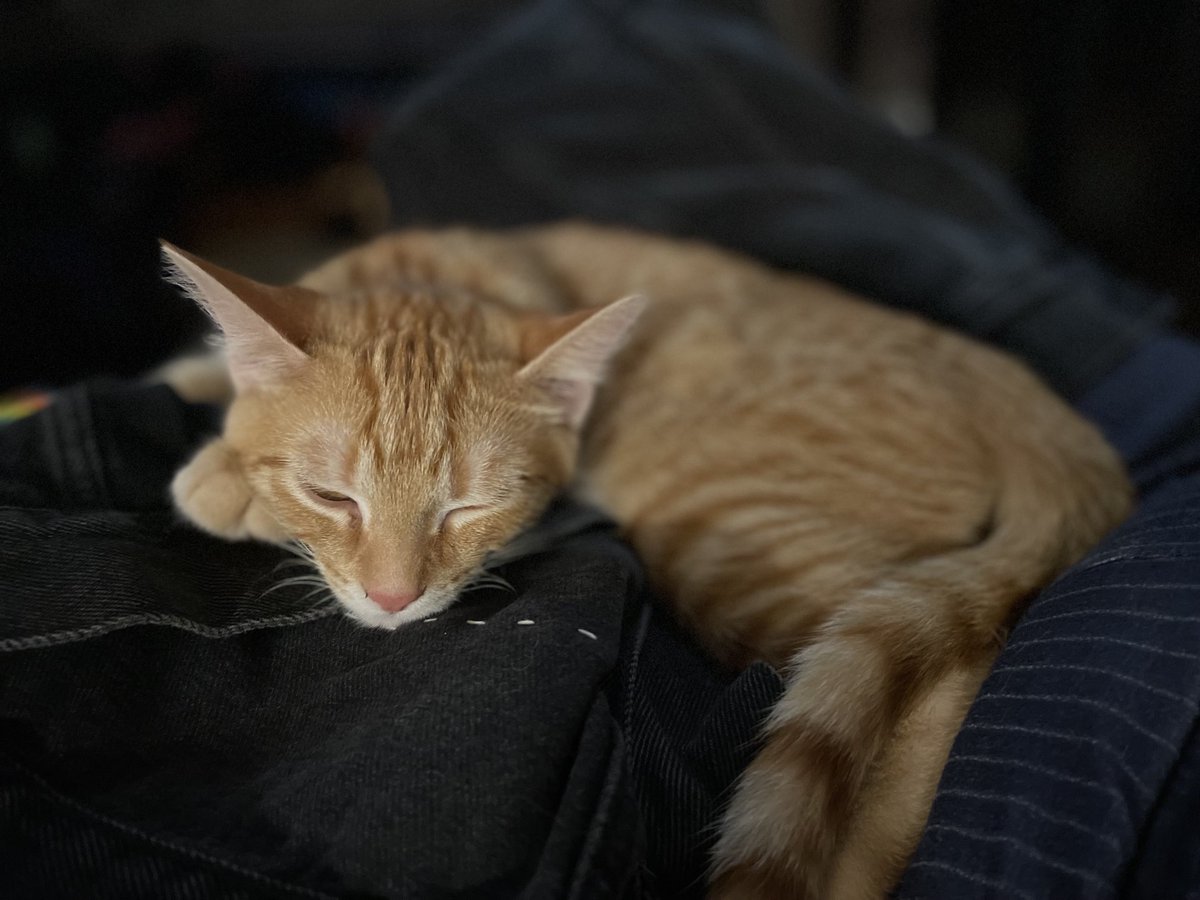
<box><xmin>335</xmin><ymin>587</ymin><xmax>461</xmax><ymax>631</ymax></box>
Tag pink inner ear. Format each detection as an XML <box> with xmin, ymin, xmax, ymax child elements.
<box><xmin>161</xmin><ymin>243</ymin><xmax>312</xmax><ymax>392</ymax></box>
<box><xmin>517</xmin><ymin>294</ymin><xmax>647</xmax><ymax>429</ymax></box>
<box><xmin>537</xmin><ymin>377</ymin><xmax>592</xmax><ymax>427</ymax></box>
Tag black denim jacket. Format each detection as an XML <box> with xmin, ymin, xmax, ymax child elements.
<box><xmin>0</xmin><ymin>381</ymin><xmax>781</xmax><ymax>899</ymax></box>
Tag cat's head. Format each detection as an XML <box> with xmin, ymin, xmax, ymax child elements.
<box><xmin>162</xmin><ymin>242</ymin><xmax>644</xmax><ymax>628</ymax></box>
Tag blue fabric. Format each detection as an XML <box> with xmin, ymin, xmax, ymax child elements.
<box><xmin>901</xmin><ymin>337</ymin><xmax>1200</xmax><ymax>899</ymax></box>
<box><xmin>1078</xmin><ymin>335</ymin><xmax>1200</xmax><ymax>492</ymax></box>
<box><xmin>373</xmin><ymin>0</ymin><xmax>1174</xmax><ymax>402</ymax></box>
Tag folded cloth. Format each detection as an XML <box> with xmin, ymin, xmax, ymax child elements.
<box><xmin>373</xmin><ymin>0</ymin><xmax>1173</xmax><ymax>401</ymax></box>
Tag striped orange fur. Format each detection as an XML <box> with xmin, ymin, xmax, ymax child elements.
<box><xmin>162</xmin><ymin>222</ymin><xmax>1131</xmax><ymax>898</ymax></box>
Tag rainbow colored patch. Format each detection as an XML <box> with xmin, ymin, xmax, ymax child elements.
<box><xmin>0</xmin><ymin>390</ymin><xmax>53</xmax><ymax>423</ymax></box>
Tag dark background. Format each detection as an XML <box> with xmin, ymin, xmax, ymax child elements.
<box><xmin>2</xmin><ymin>0</ymin><xmax>1197</xmax><ymax>391</ymax></box>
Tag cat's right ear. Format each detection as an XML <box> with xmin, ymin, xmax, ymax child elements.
<box><xmin>517</xmin><ymin>294</ymin><xmax>646</xmax><ymax>429</ymax></box>
<box><xmin>160</xmin><ymin>242</ymin><xmax>316</xmax><ymax>393</ymax></box>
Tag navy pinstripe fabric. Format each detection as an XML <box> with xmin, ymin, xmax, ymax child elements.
<box><xmin>901</xmin><ymin>337</ymin><xmax>1200</xmax><ymax>899</ymax></box>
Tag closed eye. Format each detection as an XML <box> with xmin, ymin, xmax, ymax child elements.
<box><xmin>311</xmin><ymin>487</ymin><xmax>350</xmax><ymax>502</ymax></box>
<box><xmin>302</xmin><ymin>483</ymin><xmax>361</xmax><ymax>515</ymax></box>
<box><xmin>439</xmin><ymin>504</ymin><xmax>488</xmax><ymax>530</ymax></box>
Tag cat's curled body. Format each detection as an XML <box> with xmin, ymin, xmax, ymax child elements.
<box><xmin>163</xmin><ymin>222</ymin><xmax>1131</xmax><ymax>899</ymax></box>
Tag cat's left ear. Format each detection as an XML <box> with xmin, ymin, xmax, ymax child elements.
<box><xmin>517</xmin><ymin>294</ymin><xmax>646</xmax><ymax>429</ymax></box>
<box><xmin>160</xmin><ymin>242</ymin><xmax>319</xmax><ymax>393</ymax></box>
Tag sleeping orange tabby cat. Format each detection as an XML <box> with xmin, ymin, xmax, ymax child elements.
<box><xmin>160</xmin><ymin>222</ymin><xmax>1131</xmax><ymax>899</ymax></box>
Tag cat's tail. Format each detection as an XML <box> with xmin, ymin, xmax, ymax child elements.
<box><xmin>710</xmin><ymin>394</ymin><xmax>1132</xmax><ymax>899</ymax></box>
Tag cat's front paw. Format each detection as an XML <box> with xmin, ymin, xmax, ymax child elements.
<box><xmin>172</xmin><ymin>438</ymin><xmax>289</xmax><ymax>544</ymax></box>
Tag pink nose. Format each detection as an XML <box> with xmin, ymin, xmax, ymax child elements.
<box><xmin>366</xmin><ymin>587</ymin><xmax>422</xmax><ymax>613</ymax></box>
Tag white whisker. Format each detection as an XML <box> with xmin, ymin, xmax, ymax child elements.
<box><xmin>262</xmin><ymin>574</ymin><xmax>330</xmax><ymax>598</ymax></box>
<box><xmin>461</xmin><ymin>583</ymin><xmax>500</xmax><ymax>596</ymax></box>
<box><xmin>462</xmin><ymin>570</ymin><xmax>516</xmax><ymax>595</ymax></box>
<box><xmin>282</xmin><ymin>540</ymin><xmax>317</xmax><ymax>563</ymax></box>
<box><xmin>300</xmin><ymin>586</ymin><xmax>335</xmax><ymax>604</ymax></box>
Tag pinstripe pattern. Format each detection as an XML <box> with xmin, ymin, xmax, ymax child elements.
<box><xmin>902</xmin><ymin>484</ymin><xmax>1200</xmax><ymax>898</ymax></box>
<box><xmin>900</xmin><ymin>334</ymin><xmax>1200</xmax><ymax>898</ymax></box>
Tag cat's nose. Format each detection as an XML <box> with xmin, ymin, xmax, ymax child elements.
<box><xmin>366</xmin><ymin>586</ymin><xmax>422</xmax><ymax>613</ymax></box>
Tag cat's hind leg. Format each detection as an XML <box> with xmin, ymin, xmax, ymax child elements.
<box><xmin>172</xmin><ymin>437</ymin><xmax>288</xmax><ymax>544</ymax></box>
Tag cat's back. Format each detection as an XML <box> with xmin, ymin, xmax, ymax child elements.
<box><xmin>516</xmin><ymin>223</ymin><xmax>1128</xmax><ymax>665</ymax></box>
<box><xmin>518</xmin><ymin>220</ymin><xmax>1112</xmax><ymax>463</ymax></box>
<box><xmin>521</xmin><ymin>221</ymin><xmax>966</xmax><ymax>398</ymax></box>
<box><xmin>522</xmin><ymin>220</ymin><xmax>1013</xmax><ymax>487</ymax></box>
